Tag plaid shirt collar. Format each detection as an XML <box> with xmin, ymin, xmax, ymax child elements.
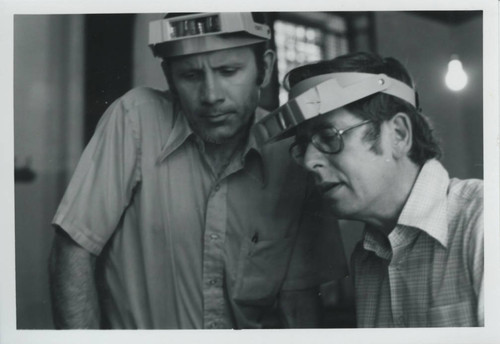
<box><xmin>363</xmin><ymin>159</ymin><xmax>450</xmax><ymax>257</ymax></box>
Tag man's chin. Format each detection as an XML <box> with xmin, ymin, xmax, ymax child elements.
<box><xmin>197</xmin><ymin>126</ymin><xmax>250</xmax><ymax>145</ymax></box>
<box><xmin>198</xmin><ymin>131</ymin><xmax>239</xmax><ymax>145</ymax></box>
<box><xmin>324</xmin><ymin>199</ymin><xmax>356</xmax><ymax>220</ymax></box>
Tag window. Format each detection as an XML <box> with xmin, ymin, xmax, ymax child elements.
<box><xmin>273</xmin><ymin>13</ymin><xmax>349</xmax><ymax>104</ymax></box>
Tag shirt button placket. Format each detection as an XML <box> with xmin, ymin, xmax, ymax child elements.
<box><xmin>388</xmin><ymin>262</ymin><xmax>404</xmax><ymax>327</ymax></box>
<box><xmin>203</xmin><ymin>180</ymin><xmax>227</xmax><ymax>328</ymax></box>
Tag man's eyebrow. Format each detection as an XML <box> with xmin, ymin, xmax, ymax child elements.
<box><xmin>213</xmin><ymin>61</ymin><xmax>244</xmax><ymax>69</ymax></box>
<box><xmin>175</xmin><ymin>64</ymin><xmax>200</xmax><ymax>71</ymax></box>
<box><xmin>172</xmin><ymin>66</ymin><xmax>201</xmax><ymax>76</ymax></box>
<box><xmin>174</xmin><ymin>62</ymin><xmax>243</xmax><ymax>73</ymax></box>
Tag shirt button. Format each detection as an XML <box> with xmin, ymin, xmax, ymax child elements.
<box><xmin>210</xmin><ymin>234</ymin><xmax>219</xmax><ymax>240</ymax></box>
<box><xmin>397</xmin><ymin>315</ymin><xmax>405</xmax><ymax>326</ymax></box>
<box><xmin>209</xmin><ymin>279</ymin><xmax>217</xmax><ymax>285</ymax></box>
<box><xmin>214</xmin><ymin>184</ymin><xmax>220</xmax><ymax>192</ymax></box>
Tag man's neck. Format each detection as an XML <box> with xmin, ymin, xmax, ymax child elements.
<box><xmin>204</xmin><ymin>131</ymin><xmax>249</xmax><ymax>178</ymax></box>
<box><xmin>368</xmin><ymin>160</ymin><xmax>422</xmax><ymax>236</ymax></box>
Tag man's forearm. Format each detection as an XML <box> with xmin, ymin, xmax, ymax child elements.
<box><xmin>49</xmin><ymin>228</ymin><xmax>101</xmax><ymax>329</ymax></box>
<box><xmin>278</xmin><ymin>287</ymin><xmax>322</xmax><ymax>328</ymax></box>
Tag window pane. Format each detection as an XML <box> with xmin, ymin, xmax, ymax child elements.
<box><xmin>274</xmin><ymin>16</ymin><xmax>348</xmax><ymax>105</ymax></box>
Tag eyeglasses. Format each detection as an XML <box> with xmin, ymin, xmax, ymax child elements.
<box><xmin>289</xmin><ymin>120</ymin><xmax>372</xmax><ymax>164</ymax></box>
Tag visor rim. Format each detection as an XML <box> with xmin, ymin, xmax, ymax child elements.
<box><xmin>256</xmin><ymin>72</ymin><xmax>417</xmax><ymax>144</ymax></box>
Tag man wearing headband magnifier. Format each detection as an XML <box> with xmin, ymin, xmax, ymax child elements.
<box><xmin>49</xmin><ymin>12</ymin><xmax>347</xmax><ymax>329</ymax></box>
<box><xmin>257</xmin><ymin>52</ymin><xmax>483</xmax><ymax>327</ymax></box>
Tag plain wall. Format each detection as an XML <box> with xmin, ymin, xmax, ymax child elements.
<box><xmin>374</xmin><ymin>12</ymin><xmax>483</xmax><ymax>180</ymax></box>
<box><xmin>133</xmin><ymin>13</ymin><xmax>166</xmax><ymax>89</ymax></box>
<box><xmin>14</xmin><ymin>15</ymin><xmax>85</xmax><ymax>329</ymax></box>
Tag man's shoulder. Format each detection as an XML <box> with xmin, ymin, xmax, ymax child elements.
<box><xmin>93</xmin><ymin>87</ymin><xmax>178</xmax><ymax>142</ymax></box>
<box><xmin>448</xmin><ymin>177</ymin><xmax>483</xmax><ymax>206</ymax></box>
<box><xmin>119</xmin><ymin>87</ymin><xmax>174</xmax><ymax>110</ymax></box>
<box><xmin>447</xmin><ymin>177</ymin><xmax>483</xmax><ymax>238</ymax></box>
<box><xmin>103</xmin><ymin>87</ymin><xmax>177</xmax><ymax>131</ymax></box>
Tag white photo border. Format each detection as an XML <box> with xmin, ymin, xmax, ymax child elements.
<box><xmin>1</xmin><ymin>0</ymin><xmax>498</xmax><ymax>343</ymax></box>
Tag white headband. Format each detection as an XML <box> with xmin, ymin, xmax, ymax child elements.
<box><xmin>255</xmin><ymin>72</ymin><xmax>416</xmax><ymax>143</ymax></box>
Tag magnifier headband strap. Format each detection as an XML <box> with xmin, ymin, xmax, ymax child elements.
<box><xmin>290</xmin><ymin>72</ymin><xmax>416</xmax><ymax>106</ymax></box>
<box><xmin>255</xmin><ymin>73</ymin><xmax>416</xmax><ymax>143</ymax></box>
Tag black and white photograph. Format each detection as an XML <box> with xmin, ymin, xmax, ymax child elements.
<box><xmin>1</xmin><ymin>0</ymin><xmax>499</xmax><ymax>343</ymax></box>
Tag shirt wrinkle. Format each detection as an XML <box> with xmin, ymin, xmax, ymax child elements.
<box><xmin>121</xmin><ymin>105</ymin><xmax>142</xmax><ymax>187</ymax></box>
<box><xmin>156</xmin><ymin>110</ymin><xmax>195</xmax><ymax>164</ymax></box>
<box><xmin>242</xmin><ymin>149</ymin><xmax>266</xmax><ymax>187</ymax></box>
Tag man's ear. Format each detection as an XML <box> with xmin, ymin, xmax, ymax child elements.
<box><xmin>390</xmin><ymin>112</ymin><xmax>413</xmax><ymax>159</ymax></box>
<box><xmin>259</xmin><ymin>49</ymin><xmax>276</xmax><ymax>88</ymax></box>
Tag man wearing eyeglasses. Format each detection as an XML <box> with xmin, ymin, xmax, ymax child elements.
<box><xmin>257</xmin><ymin>52</ymin><xmax>484</xmax><ymax>327</ymax></box>
<box><xmin>49</xmin><ymin>12</ymin><xmax>347</xmax><ymax>329</ymax></box>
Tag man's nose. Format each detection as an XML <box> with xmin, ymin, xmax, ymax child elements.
<box><xmin>201</xmin><ymin>74</ymin><xmax>224</xmax><ymax>105</ymax></box>
<box><xmin>303</xmin><ymin>143</ymin><xmax>328</xmax><ymax>173</ymax></box>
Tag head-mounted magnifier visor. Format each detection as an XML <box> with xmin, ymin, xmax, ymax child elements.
<box><xmin>149</xmin><ymin>12</ymin><xmax>271</xmax><ymax>57</ymax></box>
<box><xmin>255</xmin><ymin>72</ymin><xmax>416</xmax><ymax>143</ymax></box>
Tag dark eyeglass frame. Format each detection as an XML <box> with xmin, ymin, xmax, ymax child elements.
<box><xmin>289</xmin><ymin>120</ymin><xmax>372</xmax><ymax>162</ymax></box>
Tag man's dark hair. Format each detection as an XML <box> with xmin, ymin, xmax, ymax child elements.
<box><xmin>160</xmin><ymin>12</ymin><xmax>269</xmax><ymax>96</ymax></box>
<box><xmin>286</xmin><ymin>52</ymin><xmax>441</xmax><ymax>166</ymax></box>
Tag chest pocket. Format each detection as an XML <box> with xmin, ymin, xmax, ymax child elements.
<box><xmin>233</xmin><ymin>236</ymin><xmax>294</xmax><ymax>306</ymax></box>
<box><xmin>427</xmin><ymin>300</ymin><xmax>477</xmax><ymax>327</ymax></box>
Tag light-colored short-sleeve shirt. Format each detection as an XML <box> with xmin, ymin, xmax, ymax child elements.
<box><xmin>52</xmin><ymin>87</ymin><xmax>347</xmax><ymax>329</ymax></box>
<box><xmin>352</xmin><ymin>159</ymin><xmax>483</xmax><ymax>327</ymax></box>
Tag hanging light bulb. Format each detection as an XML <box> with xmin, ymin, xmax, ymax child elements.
<box><xmin>445</xmin><ymin>55</ymin><xmax>468</xmax><ymax>91</ymax></box>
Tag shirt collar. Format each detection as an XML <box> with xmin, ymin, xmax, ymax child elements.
<box><xmin>241</xmin><ymin>127</ymin><xmax>266</xmax><ymax>186</ymax></box>
<box><xmin>157</xmin><ymin>105</ymin><xmax>268</xmax><ymax>186</ymax></box>
<box><xmin>362</xmin><ymin>159</ymin><xmax>450</xmax><ymax>257</ymax></box>
<box><xmin>157</xmin><ymin>102</ymin><xmax>193</xmax><ymax>163</ymax></box>
<box><xmin>362</xmin><ymin>228</ymin><xmax>392</xmax><ymax>260</ymax></box>
<box><xmin>397</xmin><ymin>159</ymin><xmax>449</xmax><ymax>248</ymax></box>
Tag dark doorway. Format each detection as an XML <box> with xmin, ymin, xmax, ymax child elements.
<box><xmin>84</xmin><ymin>14</ymin><xmax>135</xmax><ymax>143</ymax></box>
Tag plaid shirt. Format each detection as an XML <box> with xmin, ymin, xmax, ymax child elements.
<box><xmin>352</xmin><ymin>159</ymin><xmax>483</xmax><ymax>327</ymax></box>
